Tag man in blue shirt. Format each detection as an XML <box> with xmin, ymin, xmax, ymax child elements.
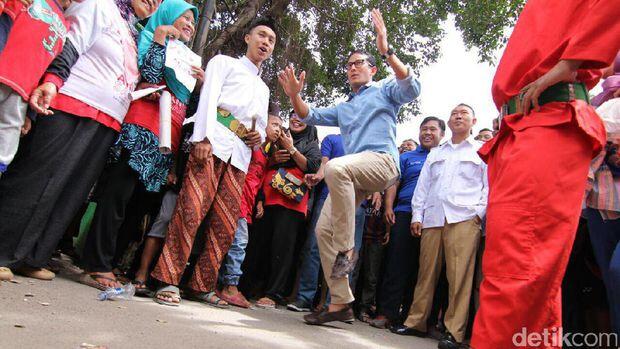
<box><xmin>369</xmin><ymin>117</ymin><xmax>445</xmax><ymax>329</ymax></box>
<box><xmin>278</xmin><ymin>9</ymin><xmax>421</xmax><ymax>325</ymax></box>
<box><xmin>287</xmin><ymin>134</ymin><xmax>366</xmax><ymax>312</ymax></box>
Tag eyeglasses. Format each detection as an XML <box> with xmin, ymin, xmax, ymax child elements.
<box><xmin>343</xmin><ymin>59</ymin><xmax>373</xmax><ymax>71</ymax></box>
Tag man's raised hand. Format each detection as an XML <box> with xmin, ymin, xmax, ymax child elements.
<box><xmin>278</xmin><ymin>64</ymin><xmax>306</xmax><ymax>98</ymax></box>
<box><xmin>371</xmin><ymin>9</ymin><xmax>389</xmax><ymax>56</ymax></box>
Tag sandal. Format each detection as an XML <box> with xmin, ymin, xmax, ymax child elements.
<box><xmin>0</xmin><ymin>267</ymin><xmax>14</xmax><ymax>281</ymax></box>
<box><xmin>79</xmin><ymin>273</ymin><xmax>120</xmax><ymax>291</ymax></box>
<box><xmin>255</xmin><ymin>297</ymin><xmax>276</xmax><ymax>309</ymax></box>
<box><xmin>216</xmin><ymin>290</ymin><xmax>251</xmax><ymax>309</ymax></box>
<box><xmin>191</xmin><ymin>291</ymin><xmax>229</xmax><ymax>309</ymax></box>
<box><xmin>154</xmin><ymin>285</ymin><xmax>181</xmax><ymax>307</ymax></box>
<box><xmin>132</xmin><ymin>280</ymin><xmax>152</xmax><ymax>297</ymax></box>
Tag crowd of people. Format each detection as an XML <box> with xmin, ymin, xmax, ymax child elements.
<box><xmin>0</xmin><ymin>0</ymin><xmax>619</xmax><ymax>348</ymax></box>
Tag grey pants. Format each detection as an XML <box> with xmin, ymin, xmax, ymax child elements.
<box><xmin>0</xmin><ymin>84</ymin><xmax>27</xmax><ymax>173</ymax></box>
<box><xmin>147</xmin><ymin>190</ymin><xmax>179</xmax><ymax>239</ymax></box>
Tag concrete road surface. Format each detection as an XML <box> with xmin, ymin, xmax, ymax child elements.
<box><xmin>0</xmin><ymin>259</ymin><xmax>438</xmax><ymax>349</ymax></box>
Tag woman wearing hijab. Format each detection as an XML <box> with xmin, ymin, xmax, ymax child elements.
<box><xmin>0</xmin><ymin>0</ymin><xmax>160</xmax><ymax>281</ymax></box>
<box><xmin>80</xmin><ymin>0</ymin><xmax>202</xmax><ymax>290</ymax></box>
<box><xmin>255</xmin><ymin>113</ymin><xmax>321</xmax><ymax>308</ymax></box>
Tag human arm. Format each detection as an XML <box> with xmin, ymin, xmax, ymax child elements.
<box><xmin>410</xmin><ymin>156</ymin><xmax>432</xmax><ymax>235</ymax></box>
<box><xmin>304</xmin><ymin>156</ymin><xmax>329</xmax><ymax>187</ymax></box>
<box><xmin>383</xmin><ymin>181</ymin><xmax>399</xmax><ymax>226</ymax></box>
<box><xmin>474</xmin><ymin>163</ymin><xmax>488</xmax><ymax>222</ymax></box>
<box><xmin>372</xmin><ymin>9</ymin><xmax>421</xmax><ymax>105</ymax></box>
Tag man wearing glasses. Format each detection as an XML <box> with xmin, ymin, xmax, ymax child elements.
<box><xmin>278</xmin><ymin>8</ymin><xmax>421</xmax><ymax>325</ymax></box>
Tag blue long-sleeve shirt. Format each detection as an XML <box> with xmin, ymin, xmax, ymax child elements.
<box><xmin>304</xmin><ymin>72</ymin><xmax>421</xmax><ymax>169</ymax></box>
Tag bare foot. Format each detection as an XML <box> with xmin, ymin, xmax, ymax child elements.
<box><xmin>89</xmin><ymin>272</ymin><xmax>121</xmax><ymax>288</ymax></box>
<box><xmin>256</xmin><ymin>297</ymin><xmax>276</xmax><ymax>308</ymax></box>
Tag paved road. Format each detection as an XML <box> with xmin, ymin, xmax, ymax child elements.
<box><xmin>0</xmin><ymin>259</ymin><xmax>438</xmax><ymax>349</ymax></box>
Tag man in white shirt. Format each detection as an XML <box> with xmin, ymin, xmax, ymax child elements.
<box><xmin>397</xmin><ymin>104</ymin><xmax>488</xmax><ymax>349</ymax></box>
<box><xmin>151</xmin><ymin>18</ymin><xmax>275</xmax><ymax>307</ymax></box>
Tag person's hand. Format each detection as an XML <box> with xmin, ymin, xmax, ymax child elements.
<box><xmin>21</xmin><ymin>117</ymin><xmax>32</xmax><ymax>136</ymax></box>
<box><xmin>384</xmin><ymin>207</ymin><xmax>396</xmax><ymax>226</ymax></box>
<box><xmin>371</xmin><ymin>192</ymin><xmax>382</xmax><ymax>212</ymax></box>
<box><xmin>277</xmin><ymin>64</ymin><xmax>306</xmax><ymax>98</ymax></box>
<box><xmin>255</xmin><ymin>201</ymin><xmax>264</xmax><ymax>219</ymax></box>
<box><xmin>244</xmin><ymin>130</ymin><xmax>261</xmax><ymax>148</ymax></box>
<box><xmin>167</xmin><ymin>171</ymin><xmax>177</xmax><ymax>186</ymax></box>
<box><xmin>278</xmin><ymin>129</ymin><xmax>294</xmax><ymax>151</ymax></box>
<box><xmin>371</xmin><ymin>9</ymin><xmax>389</xmax><ymax>55</ymax></box>
<box><xmin>304</xmin><ymin>172</ymin><xmax>324</xmax><ymax>187</ymax></box>
<box><xmin>474</xmin><ymin>215</ymin><xmax>482</xmax><ymax>225</ymax></box>
<box><xmin>613</xmin><ymin>89</ymin><xmax>620</xmax><ymax>98</ymax></box>
<box><xmin>410</xmin><ymin>222</ymin><xmax>422</xmax><ymax>237</ymax></box>
<box><xmin>154</xmin><ymin>25</ymin><xmax>181</xmax><ymax>45</ymax></box>
<box><xmin>273</xmin><ymin>149</ymin><xmax>291</xmax><ymax>163</ymax></box>
<box><xmin>29</xmin><ymin>82</ymin><xmax>57</xmax><ymax>115</ymax></box>
<box><xmin>382</xmin><ymin>230</ymin><xmax>390</xmax><ymax>246</ymax></box>
<box><xmin>191</xmin><ymin>66</ymin><xmax>205</xmax><ymax>89</ymax></box>
<box><xmin>192</xmin><ymin>140</ymin><xmax>212</xmax><ymax>163</ymax></box>
<box><xmin>19</xmin><ymin>0</ymin><xmax>34</xmax><ymax>6</ymax></box>
<box><xmin>520</xmin><ymin>60</ymin><xmax>580</xmax><ymax>115</ymax></box>
<box><xmin>136</xmin><ymin>82</ymin><xmax>161</xmax><ymax>101</ymax></box>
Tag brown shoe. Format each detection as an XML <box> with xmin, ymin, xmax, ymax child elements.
<box><xmin>14</xmin><ymin>266</ymin><xmax>55</xmax><ymax>281</ymax></box>
<box><xmin>330</xmin><ymin>251</ymin><xmax>358</xmax><ymax>279</ymax></box>
<box><xmin>303</xmin><ymin>306</ymin><xmax>355</xmax><ymax>325</ymax></box>
<box><xmin>0</xmin><ymin>267</ymin><xmax>13</xmax><ymax>281</ymax></box>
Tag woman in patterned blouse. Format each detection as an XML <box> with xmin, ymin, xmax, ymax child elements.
<box><xmin>80</xmin><ymin>0</ymin><xmax>203</xmax><ymax>290</ymax></box>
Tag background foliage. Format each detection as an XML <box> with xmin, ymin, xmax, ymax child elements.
<box><xmin>192</xmin><ymin>0</ymin><xmax>526</xmax><ymax>121</ymax></box>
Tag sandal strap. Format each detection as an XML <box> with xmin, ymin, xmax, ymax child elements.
<box><xmin>204</xmin><ymin>291</ymin><xmax>225</xmax><ymax>304</ymax></box>
<box><xmin>89</xmin><ymin>273</ymin><xmax>118</xmax><ymax>283</ymax></box>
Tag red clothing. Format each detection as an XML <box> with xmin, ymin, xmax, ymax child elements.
<box><xmin>0</xmin><ymin>0</ymin><xmax>68</xmax><ymax>100</ymax></box>
<box><xmin>263</xmin><ymin>166</ymin><xmax>309</xmax><ymax>216</ymax></box>
<box><xmin>240</xmin><ymin>147</ymin><xmax>268</xmax><ymax>223</ymax></box>
<box><xmin>123</xmin><ymin>88</ymin><xmax>186</xmax><ymax>153</ymax></box>
<box><xmin>473</xmin><ymin>1</ymin><xmax>620</xmax><ymax>349</ymax></box>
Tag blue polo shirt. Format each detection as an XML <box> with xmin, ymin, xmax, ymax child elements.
<box><xmin>394</xmin><ymin>146</ymin><xmax>430</xmax><ymax>213</ymax></box>
<box><xmin>304</xmin><ymin>73</ymin><xmax>421</xmax><ymax>169</ymax></box>
<box><xmin>318</xmin><ymin>134</ymin><xmax>345</xmax><ymax>200</ymax></box>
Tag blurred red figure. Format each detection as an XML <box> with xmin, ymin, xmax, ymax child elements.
<box><xmin>471</xmin><ymin>1</ymin><xmax>620</xmax><ymax>348</ymax></box>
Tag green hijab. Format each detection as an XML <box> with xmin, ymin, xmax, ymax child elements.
<box><xmin>138</xmin><ymin>0</ymin><xmax>199</xmax><ymax>104</ymax></box>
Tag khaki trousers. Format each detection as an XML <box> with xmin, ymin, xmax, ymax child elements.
<box><xmin>316</xmin><ymin>152</ymin><xmax>398</xmax><ymax>304</ymax></box>
<box><xmin>404</xmin><ymin>218</ymin><xmax>481</xmax><ymax>342</ymax></box>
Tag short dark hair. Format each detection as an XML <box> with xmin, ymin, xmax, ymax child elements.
<box><xmin>456</xmin><ymin>103</ymin><xmax>475</xmax><ymax>116</ymax></box>
<box><xmin>268</xmin><ymin>102</ymin><xmax>281</xmax><ymax>117</ymax></box>
<box><xmin>247</xmin><ymin>17</ymin><xmax>278</xmax><ymax>38</ymax></box>
<box><xmin>479</xmin><ymin>128</ymin><xmax>492</xmax><ymax>133</ymax></box>
<box><xmin>347</xmin><ymin>49</ymin><xmax>376</xmax><ymax>67</ymax></box>
<box><xmin>420</xmin><ymin>116</ymin><xmax>446</xmax><ymax>132</ymax></box>
<box><xmin>402</xmin><ymin>138</ymin><xmax>416</xmax><ymax>143</ymax></box>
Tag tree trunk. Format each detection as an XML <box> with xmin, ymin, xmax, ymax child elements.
<box><xmin>203</xmin><ymin>0</ymin><xmax>268</xmax><ymax>60</ymax></box>
<box><xmin>192</xmin><ymin>0</ymin><xmax>216</xmax><ymax>61</ymax></box>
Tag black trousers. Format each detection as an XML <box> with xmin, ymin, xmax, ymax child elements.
<box><xmin>0</xmin><ymin>110</ymin><xmax>116</xmax><ymax>268</ymax></box>
<box><xmin>81</xmin><ymin>157</ymin><xmax>152</xmax><ymax>272</ymax></box>
<box><xmin>262</xmin><ymin>205</ymin><xmax>304</xmax><ymax>301</ymax></box>
<box><xmin>377</xmin><ymin>212</ymin><xmax>421</xmax><ymax>322</ymax></box>
<box><xmin>358</xmin><ymin>239</ymin><xmax>385</xmax><ymax>309</ymax></box>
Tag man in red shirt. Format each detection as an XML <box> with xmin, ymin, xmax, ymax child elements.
<box><xmin>471</xmin><ymin>1</ymin><xmax>620</xmax><ymax>349</ymax></box>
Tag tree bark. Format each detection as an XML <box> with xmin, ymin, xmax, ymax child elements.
<box><xmin>192</xmin><ymin>0</ymin><xmax>217</xmax><ymax>60</ymax></box>
<box><xmin>204</xmin><ymin>0</ymin><xmax>268</xmax><ymax>60</ymax></box>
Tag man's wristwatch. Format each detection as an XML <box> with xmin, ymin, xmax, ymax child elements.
<box><xmin>288</xmin><ymin>147</ymin><xmax>298</xmax><ymax>156</ymax></box>
<box><xmin>381</xmin><ymin>47</ymin><xmax>394</xmax><ymax>60</ymax></box>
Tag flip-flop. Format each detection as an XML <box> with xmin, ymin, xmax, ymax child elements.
<box><xmin>190</xmin><ymin>291</ymin><xmax>229</xmax><ymax>309</ymax></box>
<box><xmin>79</xmin><ymin>273</ymin><xmax>120</xmax><ymax>291</ymax></box>
<box><xmin>132</xmin><ymin>280</ymin><xmax>152</xmax><ymax>297</ymax></box>
<box><xmin>153</xmin><ymin>285</ymin><xmax>181</xmax><ymax>307</ymax></box>
<box><xmin>255</xmin><ymin>298</ymin><xmax>276</xmax><ymax>309</ymax></box>
<box><xmin>216</xmin><ymin>290</ymin><xmax>251</xmax><ymax>309</ymax></box>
